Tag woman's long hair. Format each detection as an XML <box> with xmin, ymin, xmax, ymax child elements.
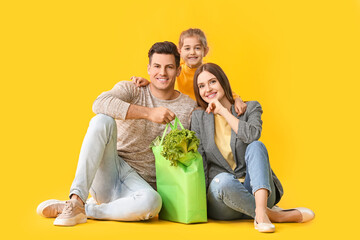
<box><xmin>193</xmin><ymin>63</ymin><xmax>235</xmax><ymax>109</ymax></box>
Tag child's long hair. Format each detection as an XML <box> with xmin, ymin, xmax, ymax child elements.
<box><xmin>193</xmin><ymin>63</ymin><xmax>235</xmax><ymax>109</ymax></box>
<box><xmin>179</xmin><ymin>28</ymin><xmax>208</xmax><ymax>48</ymax></box>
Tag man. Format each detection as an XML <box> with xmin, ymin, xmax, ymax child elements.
<box><xmin>37</xmin><ymin>41</ymin><xmax>197</xmax><ymax>226</ymax></box>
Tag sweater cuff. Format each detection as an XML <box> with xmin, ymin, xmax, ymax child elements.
<box><xmin>117</xmin><ymin>101</ymin><xmax>131</xmax><ymax>120</ymax></box>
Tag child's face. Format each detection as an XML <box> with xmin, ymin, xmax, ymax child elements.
<box><xmin>179</xmin><ymin>36</ymin><xmax>208</xmax><ymax>68</ymax></box>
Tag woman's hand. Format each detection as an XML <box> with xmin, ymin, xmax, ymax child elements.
<box><xmin>206</xmin><ymin>99</ymin><xmax>239</xmax><ymax>133</ymax></box>
<box><xmin>234</xmin><ymin>98</ymin><xmax>247</xmax><ymax>116</ymax></box>
<box><xmin>206</xmin><ymin>99</ymin><xmax>227</xmax><ymax>115</ymax></box>
<box><xmin>131</xmin><ymin>76</ymin><xmax>150</xmax><ymax>87</ymax></box>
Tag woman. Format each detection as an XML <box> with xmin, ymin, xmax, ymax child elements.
<box><xmin>191</xmin><ymin>63</ymin><xmax>314</xmax><ymax>233</ymax></box>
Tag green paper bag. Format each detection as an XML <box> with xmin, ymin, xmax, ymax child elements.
<box><xmin>152</xmin><ymin>117</ymin><xmax>207</xmax><ymax>224</ymax></box>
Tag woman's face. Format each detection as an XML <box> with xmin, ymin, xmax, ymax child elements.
<box><xmin>197</xmin><ymin>70</ymin><xmax>226</xmax><ymax>104</ymax></box>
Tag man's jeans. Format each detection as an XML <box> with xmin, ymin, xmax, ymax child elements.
<box><xmin>69</xmin><ymin>114</ymin><xmax>162</xmax><ymax>221</ymax></box>
<box><xmin>207</xmin><ymin>141</ymin><xmax>276</xmax><ymax>220</ymax></box>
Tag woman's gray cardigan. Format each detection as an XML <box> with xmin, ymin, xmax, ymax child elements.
<box><xmin>190</xmin><ymin>101</ymin><xmax>284</xmax><ymax>204</ymax></box>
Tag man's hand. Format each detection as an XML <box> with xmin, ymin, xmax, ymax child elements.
<box><xmin>131</xmin><ymin>76</ymin><xmax>150</xmax><ymax>87</ymax></box>
<box><xmin>126</xmin><ymin>105</ymin><xmax>175</xmax><ymax>124</ymax></box>
<box><xmin>148</xmin><ymin>107</ymin><xmax>176</xmax><ymax>124</ymax></box>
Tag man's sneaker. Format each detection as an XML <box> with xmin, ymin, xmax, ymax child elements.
<box><xmin>53</xmin><ymin>199</ymin><xmax>87</xmax><ymax>226</ymax></box>
<box><xmin>86</xmin><ymin>197</ymin><xmax>98</xmax><ymax>205</ymax></box>
<box><xmin>36</xmin><ymin>199</ymin><xmax>66</xmax><ymax>218</ymax></box>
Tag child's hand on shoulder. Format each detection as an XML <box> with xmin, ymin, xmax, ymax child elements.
<box><xmin>131</xmin><ymin>76</ymin><xmax>150</xmax><ymax>87</ymax></box>
<box><xmin>234</xmin><ymin>98</ymin><xmax>247</xmax><ymax>116</ymax></box>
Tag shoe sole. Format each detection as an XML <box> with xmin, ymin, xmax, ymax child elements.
<box><xmin>271</xmin><ymin>207</ymin><xmax>315</xmax><ymax>223</ymax></box>
<box><xmin>54</xmin><ymin>213</ymin><xmax>87</xmax><ymax>226</ymax></box>
<box><xmin>255</xmin><ymin>226</ymin><xmax>276</xmax><ymax>233</ymax></box>
<box><xmin>36</xmin><ymin>199</ymin><xmax>65</xmax><ymax>218</ymax></box>
<box><xmin>254</xmin><ymin>220</ymin><xmax>275</xmax><ymax>233</ymax></box>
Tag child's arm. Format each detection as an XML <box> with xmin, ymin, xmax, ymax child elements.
<box><xmin>131</xmin><ymin>76</ymin><xmax>150</xmax><ymax>87</ymax></box>
<box><xmin>232</xmin><ymin>91</ymin><xmax>247</xmax><ymax>116</ymax></box>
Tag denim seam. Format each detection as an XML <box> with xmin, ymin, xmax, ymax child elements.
<box><xmin>69</xmin><ymin>188</ymin><xmax>87</xmax><ymax>204</ymax></box>
<box><xmin>252</xmin><ymin>184</ymin><xmax>272</xmax><ymax>196</ymax></box>
<box><xmin>219</xmin><ymin>189</ymin><xmax>255</xmax><ymax>218</ymax></box>
<box><xmin>119</xmin><ymin>168</ymin><xmax>134</xmax><ymax>184</ymax></box>
<box><xmin>111</xmin><ymin>121</ymin><xmax>121</xmax><ymax>193</ymax></box>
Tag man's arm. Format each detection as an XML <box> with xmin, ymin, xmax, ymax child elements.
<box><xmin>92</xmin><ymin>81</ymin><xmax>134</xmax><ymax>119</ymax></box>
<box><xmin>126</xmin><ymin>105</ymin><xmax>175</xmax><ymax>124</ymax></box>
<box><xmin>93</xmin><ymin>81</ymin><xmax>175</xmax><ymax>123</ymax></box>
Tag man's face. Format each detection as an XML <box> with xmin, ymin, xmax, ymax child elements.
<box><xmin>147</xmin><ymin>53</ymin><xmax>181</xmax><ymax>92</ymax></box>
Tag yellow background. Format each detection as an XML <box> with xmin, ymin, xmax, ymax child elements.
<box><xmin>1</xmin><ymin>0</ymin><xmax>359</xmax><ymax>239</ymax></box>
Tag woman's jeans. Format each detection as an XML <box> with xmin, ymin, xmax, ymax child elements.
<box><xmin>207</xmin><ymin>141</ymin><xmax>276</xmax><ymax>220</ymax></box>
<box><xmin>69</xmin><ymin>114</ymin><xmax>162</xmax><ymax>221</ymax></box>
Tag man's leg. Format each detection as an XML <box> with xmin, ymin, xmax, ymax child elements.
<box><xmin>86</xmin><ymin>158</ymin><xmax>162</xmax><ymax>221</ymax></box>
<box><xmin>68</xmin><ymin>114</ymin><xmax>120</xmax><ymax>203</ymax></box>
<box><xmin>38</xmin><ymin>114</ymin><xmax>120</xmax><ymax>226</ymax></box>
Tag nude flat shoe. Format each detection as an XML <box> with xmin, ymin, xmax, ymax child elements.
<box><xmin>294</xmin><ymin>207</ymin><xmax>315</xmax><ymax>223</ymax></box>
<box><xmin>254</xmin><ymin>219</ymin><xmax>275</xmax><ymax>233</ymax></box>
<box><xmin>271</xmin><ymin>206</ymin><xmax>315</xmax><ymax>223</ymax></box>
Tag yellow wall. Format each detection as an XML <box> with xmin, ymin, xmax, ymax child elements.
<box><xmin>1</xmin><ymin>0</ymin><xmax>359</xmax><ymax>239</ymax></box>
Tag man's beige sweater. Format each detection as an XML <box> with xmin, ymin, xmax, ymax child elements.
<box><xmin>92</xmin><ymin>81</ymin><xmax>197</xmax><ymax>187</ymax></box>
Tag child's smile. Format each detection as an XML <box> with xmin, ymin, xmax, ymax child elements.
<box><xmin>179</xmin><ymin>36</ymin><xmax>208</xmax><ymax>68</ymax></box>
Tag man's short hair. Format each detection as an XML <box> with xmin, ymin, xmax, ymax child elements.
<box><xmin>148</xmin><ymin>41</ymin><xmax>180</xmax><ymax>68</ymax></box>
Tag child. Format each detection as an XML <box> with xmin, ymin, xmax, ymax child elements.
<box><xmin>132</xmin><ymin>28</ymin><xmax>247</xmax><ymax>115</ymax></box>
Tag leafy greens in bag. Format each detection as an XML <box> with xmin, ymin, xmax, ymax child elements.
<box><xmin>150</xmin><ymin>128</ymin><xmax>200</xmax><ymax>167</ymax></box>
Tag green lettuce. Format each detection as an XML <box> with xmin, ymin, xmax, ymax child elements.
<box><xmin>149</xmin><ymin>135</ymin><xmax>162</xmax><ymax>148</ymax></box>
<box><xmin>161</xmin><ymin>129</ymin><xmax>200</xmax><ymax>166</ymax></box>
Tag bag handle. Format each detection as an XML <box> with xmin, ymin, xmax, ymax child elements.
<box><xmin>159</xmin><ymin>116</ymin><xmax>184</xmax><ymax>145</ymax></box>
<box><xmin>170</xmin><ymin>116</ymin><xmax>184</xmax><ymax>130</ymax></box>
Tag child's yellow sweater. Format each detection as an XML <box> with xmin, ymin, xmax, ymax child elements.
<box><xmin>175</xmin><ymin>62</ymin><xmax>197</xmax><ymax>100</ymax></box>
<box><xmin>175</xmin><ymin>62</ymin><xmax>241</xmax><ymax>101</ymax></box>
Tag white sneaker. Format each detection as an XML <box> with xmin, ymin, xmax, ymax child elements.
<box><xmin>53</xmin><ymin>199</ymin><xmax>87</xmax><ymax>226</ymax></box>
<box><xmin>37</xmin><ymin>199</ymin><xmax>66</xmax><ymax>218</ymax></box>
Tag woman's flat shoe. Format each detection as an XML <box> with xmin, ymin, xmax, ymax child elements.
<box><xmin>272</xmin><ymin>207</ymin><xmax>315</xmax><ymax>223</ymax></box>
<box><xmin>271</xmin><ymin>205</ymin><xmax>283</xmax><ymax>211</ymax></box>
<box><xmin>254</xmin><ymin>219</ymin><xmax>275</xmax><ymax>233</ymax></box>
<box><xmin>294</xmin><ymin>207</ymin><xmax>315</xmax><ymax>223</ymax></box>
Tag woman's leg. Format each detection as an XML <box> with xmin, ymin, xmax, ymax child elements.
<box><xmin>244</xmin><ymin>141</ymin><xmax>305</xmax><ymax>223</ymax></box>
<box><xmin>207</xmin><ymin>172</ymin><xmax>255</xmax><ymax>220</ymax></box>
<box><xmin>243</xmin><ymin>141</ymin><xmax>276</xmax><ymax>224</ymax></box>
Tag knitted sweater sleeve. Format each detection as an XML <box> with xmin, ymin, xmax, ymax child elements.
<box><xmin>92</xmin><ymin>81</ymin><xmax>136</xmax><ymax>120</ymax></box>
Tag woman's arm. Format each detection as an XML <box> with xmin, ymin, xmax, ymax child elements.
<box><xmin>206</xmin><ymin>100</ymin><xmax>263</xmax><ymax>143</ymax></box>
<box><xmin>236</xmin><ymin>101</ymin><xmax>263</xmax><ymax>143</ymax></box>
<box><xmin>206</xmin><ymin>99</ymin><xmax>240</xmax><ymax>133</ymax></box>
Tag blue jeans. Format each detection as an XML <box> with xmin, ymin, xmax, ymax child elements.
<box><xmin>69</xmin><ymin>114</ymin><xmax>162</xmax><ymax>221</ymax></box>
<box><xmin>207</xmin><ymin>141</ymin><xmax>276</xmax><ymax>220</ymax></box>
